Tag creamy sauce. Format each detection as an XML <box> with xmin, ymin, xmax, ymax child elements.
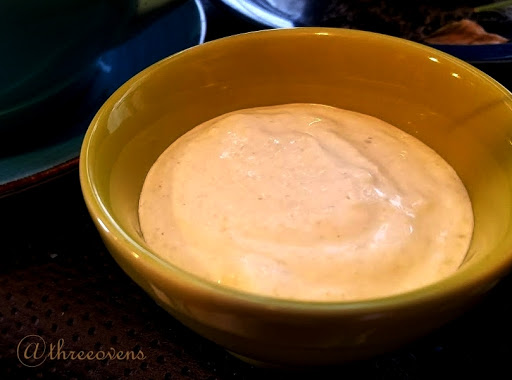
<box><xmin>138</xmin><ymin>104</ymin><xmax>473</xmax><ymax>301</ymax></box>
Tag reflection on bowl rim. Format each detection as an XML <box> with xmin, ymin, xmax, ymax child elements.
<box><xmin>80</xmin><ymin>27</ymin><xmax>512</xmax><ymax>314</ymax></box>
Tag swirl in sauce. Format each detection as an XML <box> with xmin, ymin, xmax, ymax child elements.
<box><xmin>138</xmin><ymin>104</ymin><xmax>473</xmax><ymax>301</ymax></box>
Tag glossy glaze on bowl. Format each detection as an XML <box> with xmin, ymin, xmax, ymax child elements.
<box><xmin>80</xmin><ymin>28</ymin><xmax>512</xmax><ymax>366</ymax></box>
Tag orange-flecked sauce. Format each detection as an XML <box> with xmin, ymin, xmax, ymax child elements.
<box><xmin>138</xmin><ymin>104</ymin><xmax>473</xmax><ymax>301</ymax></box>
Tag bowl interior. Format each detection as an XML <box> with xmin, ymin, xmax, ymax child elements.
<box><xmin>82</xmin><ymin>28</ymin><xmax>512</xmax><ymax>302</ymax></box>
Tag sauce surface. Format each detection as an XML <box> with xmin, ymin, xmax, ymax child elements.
<box><xmin>138</xmin><ymin>104</ymin><xmax>473</xmax><ymax>301</ymax></box>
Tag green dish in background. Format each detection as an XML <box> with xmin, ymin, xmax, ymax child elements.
<box><xmin>0</xmin><ymin>0</ymin><xmax>206</xmax><ymax>198</ymax></box>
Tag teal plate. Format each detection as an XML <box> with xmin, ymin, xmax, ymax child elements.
<box><xmin>0</xmin><ymin>0</ymin><xmax>206</xmax><ymax>198</ymax></box>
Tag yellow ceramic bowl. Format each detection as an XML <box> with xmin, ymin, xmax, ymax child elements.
<box><xmin>79</xmin><ymin>28</ymin><xmax>512</xmax><ymax>367</ymax></box>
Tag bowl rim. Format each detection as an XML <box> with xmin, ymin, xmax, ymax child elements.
<box><xmin>80</xmin><ymin>27</ymin><xmax>512</xmax><ymax>314</ymax></box>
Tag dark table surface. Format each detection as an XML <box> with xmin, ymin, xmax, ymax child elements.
<box><xmin>2</xmin><ymin>1</ymin><xmax>512</xmax><ymax>379</ymax></box>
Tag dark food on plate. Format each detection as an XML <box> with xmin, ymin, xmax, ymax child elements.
<box><xmin>288</xmin><ymin>0</ymin><xmax>512</xmax><ymax>44</ymax></box>
<box><xmin>424</xmin><ymin>18</ymin><xmax>508</xmax><ymax>44</ymax></box>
